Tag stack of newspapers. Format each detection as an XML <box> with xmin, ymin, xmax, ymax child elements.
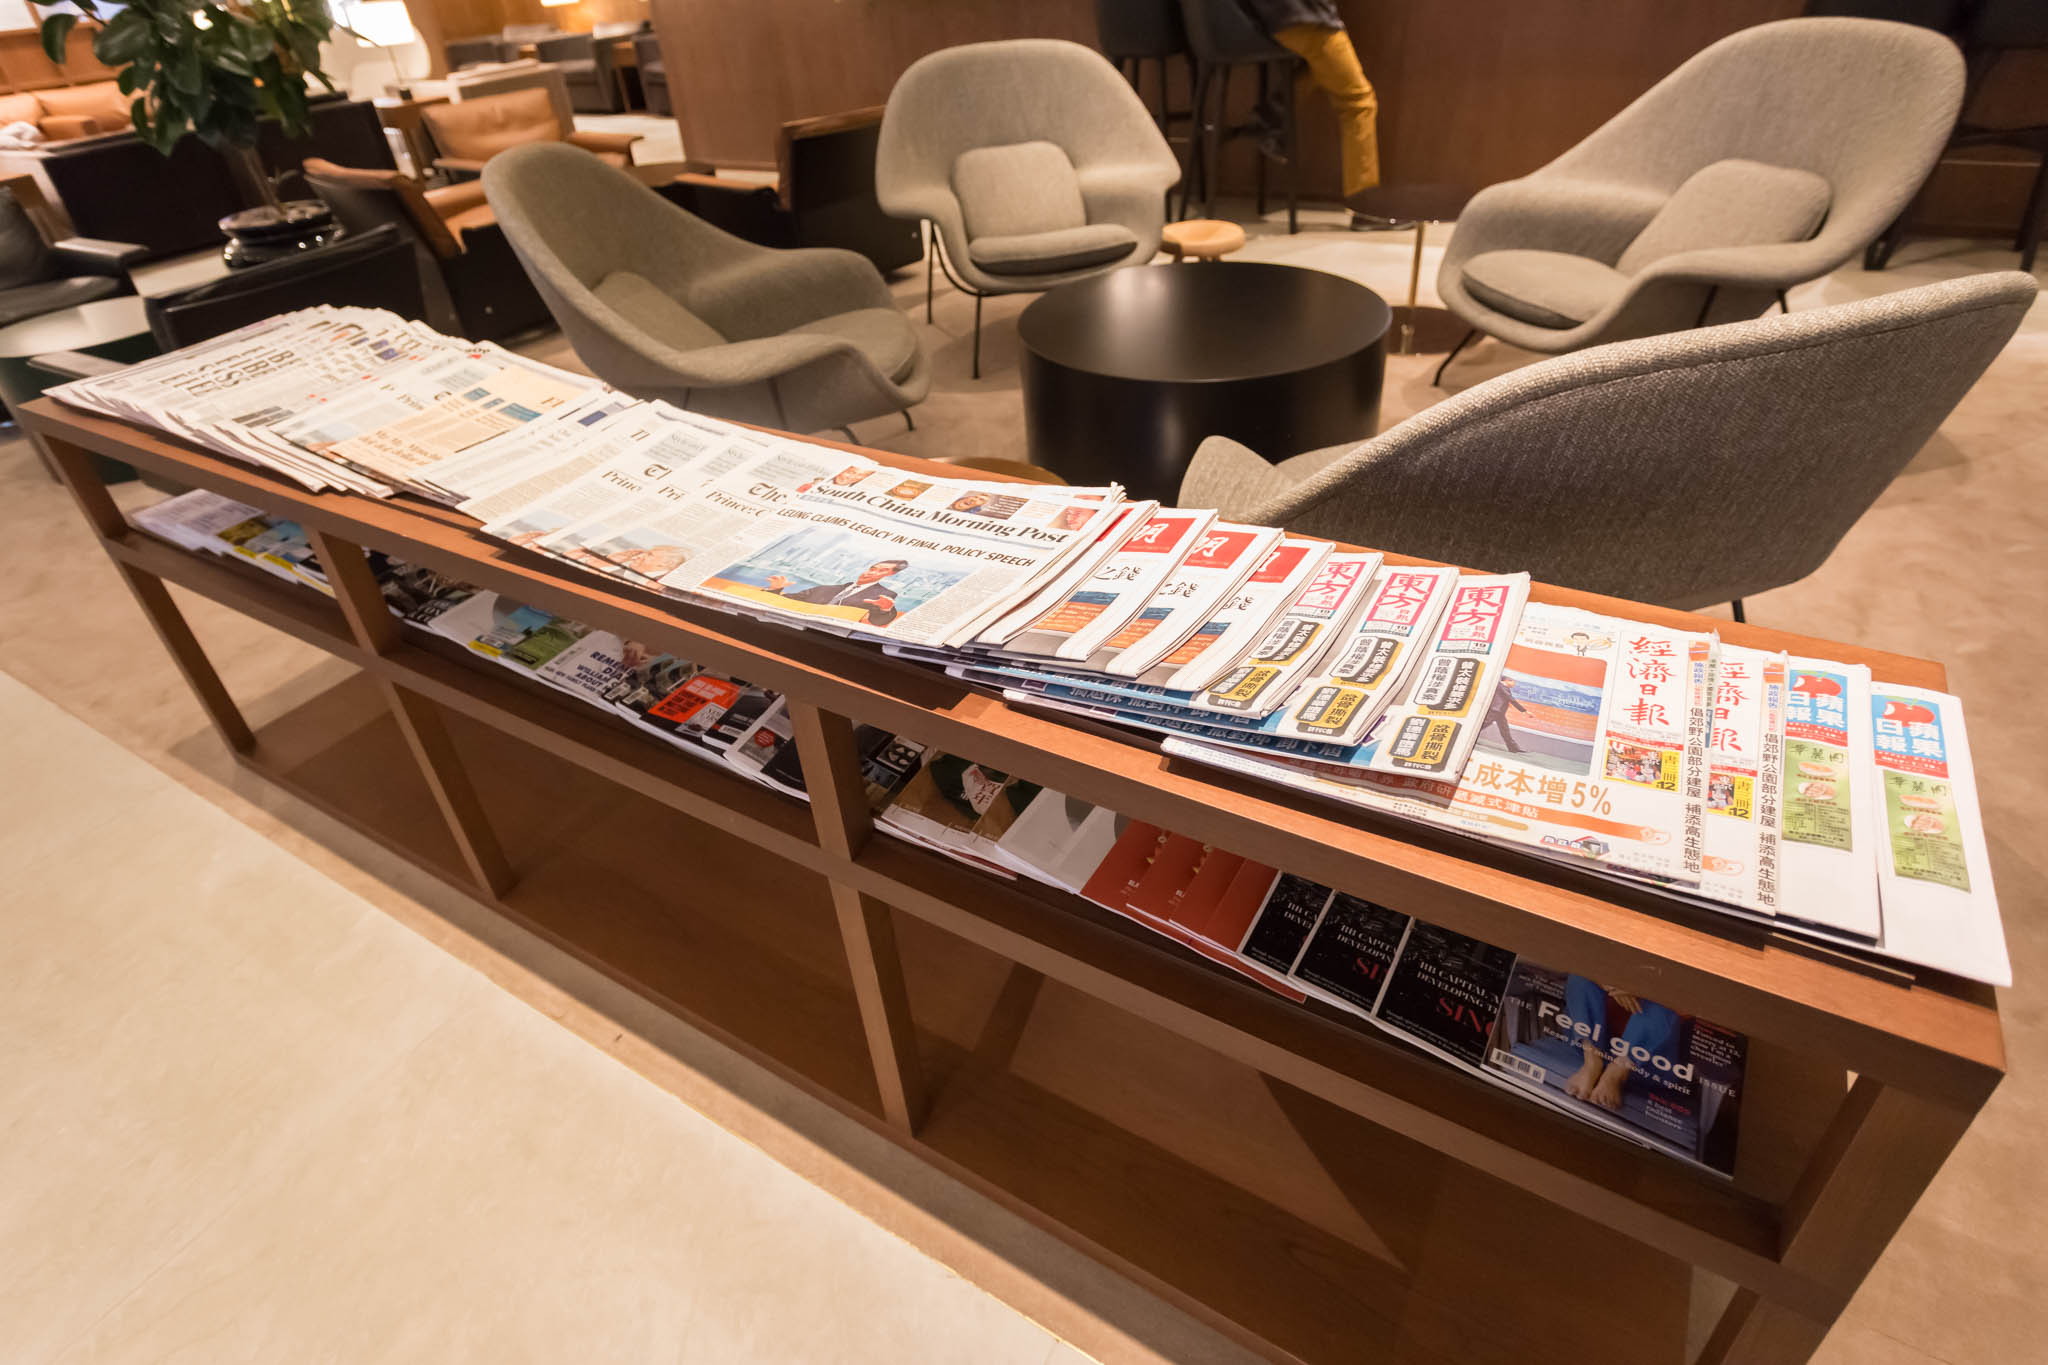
<box><xmin>69</xmin><ymin>308</ymin><xmax>2011</xmax><ymax>989</ymax></box>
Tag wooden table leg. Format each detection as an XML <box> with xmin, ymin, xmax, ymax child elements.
<box><xmin>313</xmin><ymin>529</ymin><xmax>516</xmax><ymax>898</ymax></box>
<box><xmin>47</xmin><ymin>436</ymin><xmax>255</xmax><ymax>753</ymax></box>
<box><xmin>789</xmin><ymin>699</ymin><xmax>929</xmax><ymax>1131</ymax></box>
<box><xmin>1700</xmin><ymin>1073</ymin><xmax>1992</xmax><ymax>1364</ymax></box>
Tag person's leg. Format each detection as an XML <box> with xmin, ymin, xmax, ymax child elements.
<box><xmin>1270</xmin><ymin>24</ymin><xmax>1381</xmax><ymax>197</ymax></box>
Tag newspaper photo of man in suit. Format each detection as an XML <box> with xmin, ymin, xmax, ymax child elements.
<box><xmin>766</xmin><ymin>558</ymin><xmax>909</xmax><ymax>627</ymax></box>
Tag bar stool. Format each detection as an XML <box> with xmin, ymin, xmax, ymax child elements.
<box><xmin>1859</xmin><ymin>0</ymin><xmax>2048</xmax><ymax>271</ymax></box>
<box><xmin>1160</xmin><ymin>218</ymin><xmax>1246</xmax><ymax>261</ymax></box>
<box><xmin>1177</xmin><ymin>0</ymin><xmax>1303</xmax><ymax>233</ymax></box>
<box><xmin>1094</xmin><ymin>0</ymin><xmax>1190</xmax><ymax>135</ymax></box>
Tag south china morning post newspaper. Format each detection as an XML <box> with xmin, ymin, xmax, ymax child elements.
<box><xmin>683</xmin><ymin>464</ymin><xmax>1124</xmax><ymax>646</ymax></box>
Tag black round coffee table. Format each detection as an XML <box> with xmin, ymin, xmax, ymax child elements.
<box><xmin>1018</xmin><ymin>262</ymin><xmax>1390</xmax><ymax>503</ymax></box>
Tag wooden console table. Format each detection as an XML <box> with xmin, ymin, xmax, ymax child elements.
<box><xmin>28</xmin><ymin>396</ymin><xmax>2006</xmax><ymax>1365</ymax></box>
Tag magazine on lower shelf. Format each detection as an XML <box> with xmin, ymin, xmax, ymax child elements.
<box><xmin>989</xmin><ymin>789</ymin><xmax>1127</xmax><ymax>892</ymax></box>
<box><xmin>1485</xmin><ymin>961</ymin><xmax>1746</xmax><ymax>1177</ymax></box>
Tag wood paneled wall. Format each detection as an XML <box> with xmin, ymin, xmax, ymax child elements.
<box><xmin>416</xmin><ymin>0</ymin><xmax>2038</xmax><ymax>238</ymax></box>
<box><xmin>644</xmin><ymin>0</ymin><xmax>1099</xmax><ymax>170</ymax></box>
<box><xmin>422</xmin><ymin>0</ymin><xmax>650</xmax><ymax>43</ymax></box>
<box><xmin>0</xmin><ymin>24</ymin><xmax>111</xmax><ymax>93</ymax></box>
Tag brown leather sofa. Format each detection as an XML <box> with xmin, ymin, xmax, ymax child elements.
<box><xmin>300</xmin><ymin>157</ymin><xmax>551</xmax><ymax>342</ymax></box>
<box><xmin>419</xmin><ymin>87</ymin><xmax>640</xmax><ymax>177</ymax></box>
<box><xmin>0</xmin><ymin>82</ymin><xmax>132</xmax><ymax>142</ymax></box>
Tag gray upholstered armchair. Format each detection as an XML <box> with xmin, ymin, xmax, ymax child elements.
<box><xmin>876</xmin><ymin>38</ymin><xmax>1182</xmax><ymax>377</ymax></box>
<box><xmin>482</xmin><ymin>143</ymin><xmax>929</xmax><ymax>436</ymax></box>
<box><xmin>1435</xmin><ymin>18</ymin><xmax>1965</xmax><ymax>378</ymax></box>
<box><xmin>1181</xmin><ymin>272</ymin><xmax>2034</xmax><ymax>614</ymax></box>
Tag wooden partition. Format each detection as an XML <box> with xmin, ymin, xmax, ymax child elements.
<box><xmin>638</xmin><ymin>0</ymin><xmax>2040</xmax><ymax>238</ymax></box>
<box><xmin>27</xmin><ymin>394</ymin><xmax>2007</xmax><ymax>1365</ymax></box>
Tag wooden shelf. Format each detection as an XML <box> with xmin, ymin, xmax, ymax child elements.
<box><xmin>30</xmin><ymin>398</ymin><xmax>2009</xmax><ymax>1365</ymax></box>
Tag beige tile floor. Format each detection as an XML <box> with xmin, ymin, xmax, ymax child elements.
<box><xmin>0</xmin><ymin>670</ymin><xmax>1106</xmax><ymax>1365</ymax></box>
<box><xmin>1</xmin><ymin>201</ymin><xmax>2044</xmax><ymax>1364</ymax></box>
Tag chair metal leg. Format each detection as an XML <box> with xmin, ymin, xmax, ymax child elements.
<box><xmin>2015</xmin><ymin>152</ymin><xmax>2047</xmax><ymax>273</ymax></box>
<box><xmin>1255</xmin><ymin>64</ymin><xmax>1269</xmax><ymax>219</ymax></box>
<box><xmin>1731</xmin><ymin>598</ymin><xmax>1747</xmax><ymax>625</ymax></box>
<box><xmin>1284</xmin><ymin>76</ymin><xmax>1299</xmax><ymax>235</ymax></box>
<box><xmin>903</xmin><ymin>408</ymin><xmax>915</xmax><ymax>432</ymax></box>
<box><xmin>1178</xmin><ymin>64</ymin><xmax>1208</xmax><ymax>222</ymax></box>
<box><xmin>1693</xmin><ymin>285</ymin><xmax>1721</xmax><ymax>328</ymax></box>
<box><xmin>972</xmin><ymin>292</ymin><xmax>983</xmax><ymax>380</ymax></box>
<box><xmin>1204</xmin><ymin>65</ymin><xmax>1229</xmax><ymax>218</ymax></box>
<box><xmin>1432</xmin><ymin>328</ymin><xmax>1478</xmax><ymax>386</ymax></box>
<box><xmin>925</xmin><ymin>225</ymin><xmax>935</xmax><ymax>323</ymax></box>
<box><xmin>1777</xmin><ymin>291</ymin><xmax>1790</xmax><ymax>314</ymax></box>
<box><xmin>840</xmin><ymin>426</ymin><xmax>858</xmax><ymax>442</ymax></box>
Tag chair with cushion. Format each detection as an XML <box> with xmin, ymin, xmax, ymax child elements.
<box><xmin>534</xmin><ymin>34</ymin><xmax>621</xmax><ymax>114</ymax></box>
<box><xmin>484</xmin><ymin>142</ymin><xmax>930</xmax><ymax>436</ymax></box>
<box><xmin>420</xmin><ymin>87</ymin><xmax>640</xmax><ymax>178</ymax></box>
<box><xmin>300</xmin><ymin>157</ymin><xmax>551</xmax><ymax>342</ymax></box>
<box><xmin>635</xmin><ymin>33</ymin><xmax>671</xmax><ymax>116</ymax></box>
<box><xmin>876</xmin><ymin>38</ymin><xmax>1181</xmax><ymax>377</ymax></box>
<box><xmin>1180</xmin><ymin>272</ymin><xmax>2034</xmax><ymax>616</ymax></box>
<box><xmin>143</xmin><ymin>225</ymin><xmax>425</xmax><ymax>348</ymax></box>
<box><xmin>1434</xmin><ymin>17</ymin><xmax>1966</xmax><ymax>382</ymax></box>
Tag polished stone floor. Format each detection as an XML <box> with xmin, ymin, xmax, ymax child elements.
<box><xmin>2</xmin><ymin>202</ymin><xmax>2042</xmax><ymax>1363</ymax></box>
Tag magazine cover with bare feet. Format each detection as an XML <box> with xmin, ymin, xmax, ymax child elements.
<box><xmin>1485</xmin><ymin>961</ymin><xmax>1746</xmax><ymax>1177</ymax></box>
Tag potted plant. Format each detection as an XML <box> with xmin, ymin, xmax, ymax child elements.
<box><xmin>40</xmin><ymin>0</ymin><xmax>343</xmax><ymax>264</ymax></box>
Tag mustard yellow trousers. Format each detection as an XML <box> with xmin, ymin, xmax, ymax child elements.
<box><xmin>1272</xmin><ymin>24</ymin><xmax>1381</xmax><ymax>197</ymax></box>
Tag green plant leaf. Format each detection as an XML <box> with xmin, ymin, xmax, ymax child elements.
<box><xmin>94</xmin><ymin>10</ymin><xmax>154</xmax><ymax>66</ymax></box>
<box><xmin>39</xmin><ymin>13</ymin><xmax>77</xmax><ymax>65</ymax></box>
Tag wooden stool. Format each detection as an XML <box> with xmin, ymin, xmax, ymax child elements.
<box><xmin>1161</xmin><ymin>219</ymin><xmax>1245</xmax><ymax>263</ymax></box>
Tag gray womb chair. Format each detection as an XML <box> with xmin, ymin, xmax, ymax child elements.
<box><xmin>483</xmin><ymin>143</ymin><xmax>929</xmax><ymax>436</ymax></box>
<box><xmin>1434</xmin><ymin>17</ymin><xmax>1966</xmax><ymax>380</ymax></box>
<box><xmin>876</xmin><ymin>38</ymin><xmax>1182</xmax><ymax>378</ymax></box>
<box><xmin>1179</xmin><ymin>272</ymin><xmax>2035</xmax><ymax>617</ymax></box>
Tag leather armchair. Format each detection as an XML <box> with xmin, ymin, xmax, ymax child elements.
<box><xmin>0</xmin><ymin>174</ymin><xmax>144</xmax><ymax>329</ymax></box>
<box><xmin>420</xmin><ymin>87</ymin><xmax>641</xmax><ymax>178</ymax></box>
<box><xmin>535</xmin><ymin>34</ymin><xmax>622</xmax><ymax>114</ymax></box>
<box><xmin>635</xmin><ymin>33</ymin><xmax>671</xmax><ymax>116</ymax></box>
<box><xmin>658</xmin><ymin>109</ymin><xmax>922</xmax><ymax>274</ymax></box>
<box><xmin>444</xmin><ymin>36</ymin><xmax>504</xmax><ymax>69</ymax></box>
<box><xmin>300</xmin><ymin>157</ymin><xmax>551</xmax><ymax>342</ymax></box>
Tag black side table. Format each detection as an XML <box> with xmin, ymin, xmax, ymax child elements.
<box><xmin>1018</xmin><ymin>262</ymin><xmax>1389</xmax><ymax>503</ymax></box>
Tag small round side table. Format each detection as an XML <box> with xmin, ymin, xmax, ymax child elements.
<box><xmin>1348</xmin><ymin>183</ymin><xmax>1476</xmax><ymax>355</ymax></box>
<box><xmin>1160</xmin><ymin>219</ymin><xmax>1247</xmax><ymax>263</ymax></box>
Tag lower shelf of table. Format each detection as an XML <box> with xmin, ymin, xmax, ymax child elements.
<box><xmin>235</xmin><ymin>668</ymin><xmax>1762</xmax><ymax>1365</ymax></box>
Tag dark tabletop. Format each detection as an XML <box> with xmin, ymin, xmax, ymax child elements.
<box><xmin>1347</xmin><ymin>182</ymin><xmax>1479</xmax><ymax>225</ymax></box>
<box><xmin>1016</xmin><ymin>262</ymin><xmax>1390</xmax><ymax>385</ymax></box>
